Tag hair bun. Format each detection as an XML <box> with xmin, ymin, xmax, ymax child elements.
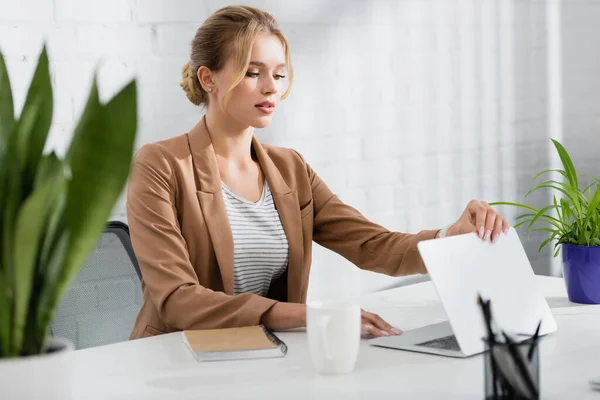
<box><xmin>180</xmin><ymin>61</ymin><xmax>203</xmax><ymax>106</ymax></box>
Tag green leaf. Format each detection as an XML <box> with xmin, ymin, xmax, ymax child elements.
<box><xmin>516</xmin><ymin>213</ymin><xmax>532</xmax><ymax>220</ymax></box>
<box><xmin>527</xmin><ymin>180</ymin><xmax>586</xmax><ymax>203</ymax></box>
<box><xmin>0</xmin><ymin>268</ymin><xmax>9</xmax><ymax>357</ymax></box>
<box><xmin>18</xmin><ymin>155</ymin><xmax>66</xmax><ymax>356</ymax></box>
<box><xmin>1</xmin><ymin>50</ymin><xmax>54</xmax><ymax>335</ymax></box>
<box><xmin>40</xmin><ymin>80</ymin><xmax>137</xmax><ymax>333</ymax></box>
<box><xmin>551</xmin><ymin>139</ymin><xmax>579</xmax><ymax>191</ymax></box>
<box><xmin>11</xmin><ymin>177</ymin><xmax>57</xmax><ymax>355</ymax></box>
<box><xmin>0</xmin><ymin>51</ymin><xmax>17</xmax><ymax>280</ymax></box>
<box><xmin>508</xmin><ymin>212</ymin><xmax>565</xmax><ymax>231</ymax></box>
<box><xmin>527</xmin><ymin>204</ymin><xmax>563</xmax><ymax>231</ymax></box>
<box><xmin>32</xmin><ymin>161</ymin><xmax>67</xmax><ymax>351</ymax></box>
<box><xmin>64</xmin><ymin>79</ymin><xmax>136</xmax><ymax>277</ymax></box>
<box><xmin>514</xmin><ymin>219</ymin><xmax>532</xmax><ymax>229</ymax></box>
<box><xmin>538</xmin><ymin>237</ymin><xmax>553</xmax><ymax>253</ymax></box>
<box><xmin>0</xmin><ymin>48</ymin><xmax>14</xmax><ymax>160</ymax></box>
<box><xmin>553</xmin><ymin>195</ymin><xmax>565</xmax><ymax>227</ymax></box>
<box><xmin>14</xmin><ymin>46</ymin><xmax>53</xmax><ymax>191</ymax></box>
<box><xmin>488</xmin><ymin>202</ymin><xmax>539</xmax><ymax>213</ymax></box>
<box><xmin>0</xmin><ymin>149</ymin><xmax>20</xmax><ymax>356</ymax></box>
<box><xmin>583</xmin><ymin>179</ymin><xmax>600</xmax><ymax>196</ymax></box>
<box><xmin>525</xmin><ymin>180</ymin><xmax>584</xmax><ymax>219</ymax></box>
<box><xmin>560</xmin><ymin>198</ymin><xmax>574</xmax><ymax>224</ymax></box>
<box><xmin>65</xmin><ymin>77</ymin><xmax>99</xmax><ymax>163</ymax></box>
<box><xmin>33</xmin><ymin>231</ymin><xmax>68</xmax><ymax>354</ymax></box>
<box><xmin>0</xmin><ymin>47</ymin><xmax>140</xmax><ymax>357</ymax></box>
<box><xmin>34</xmin><ymin>152</ymin><xmax>62</xmax><ymax>189</ymax></box>
<box><xmin>532</xmin><ymin>227</ymin><xmax>560</xmax><ymax>235</ymax></box>
<box><xmin>583</xmin><ymin>229</ymin><xmax>592</xmax><ymax>246</ymax></box>
<box><xmin>2</xmin><ymin>148</ymin><xmax>21</xmax><ymax>280</ymax></box>
<box><xmin>533</xmin><ymin>169</ymin><xmax>567</xmax><ymax>181</ymax></box>
<box><xmin>35</xmin><ymin>154</ymin><xmax>66</xmax><ymax>264</ymax></box>
<box><xmin>1</xmin><ymin>47</ymin><xmax>52</xmax><ymax>270</ymax></box>
<box><xmin>584</xmin><ymin>184</ymin><xmax>600</xmax><ymax>222</ymax></box>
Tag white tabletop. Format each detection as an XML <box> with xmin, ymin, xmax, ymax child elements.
<box><xmin>71</xmin><ymin>276</ymin><xmax>600</xmax><ymax>399</ymax></box>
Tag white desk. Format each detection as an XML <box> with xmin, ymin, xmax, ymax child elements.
<box><xmin>72</xmin><ymin>276</ymin><xmax>600</xmax><ymax>399</ymax></box>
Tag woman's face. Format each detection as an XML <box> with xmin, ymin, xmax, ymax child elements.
<box><xmin>212</xmin><ymin>33</ymin><xmax>287</xmax><ymax>129</ymax></box>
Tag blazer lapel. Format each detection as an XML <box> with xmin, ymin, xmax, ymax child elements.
<box><xmin>252</xmin><ymin>137</ymin><xmax>305</xmax><ymax>303</ymax></box>
<box><xmin>186</xmin><ymin>117</ymin><xmax>305</xmax><ymax>302</ymax></box>
<box><xmin>187</xmin><ymin>118</ymin><xmax>235</xmax><ymax>295</ymax></box>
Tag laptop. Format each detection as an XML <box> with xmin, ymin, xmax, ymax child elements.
<box><xmin>370</xmin><ymin>227</ymin><xmax>557</xmax><ymax>358</ymax></box>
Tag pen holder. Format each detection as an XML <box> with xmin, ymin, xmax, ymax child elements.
<box><xmin>484</xmin><ymin>338</ymin><xmax>540</xmax><ymax>400</ymax></box>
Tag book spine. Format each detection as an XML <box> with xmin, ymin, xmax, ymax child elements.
<box><xmin>259</xmin><ymin>325</ymin><xmax>288</xmax><ymax>355</ymax></box>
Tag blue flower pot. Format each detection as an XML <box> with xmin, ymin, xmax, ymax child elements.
<box><xmin>562</xmin><ymin>244</ymin><xmax>600</xmax><ymax>304</ymax></box>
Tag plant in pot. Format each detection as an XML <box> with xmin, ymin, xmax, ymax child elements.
<box><xmin>491</xmin><ymin>139</ymin><xmax>600</xmax><ymax>304</ymax></box>
<box><xmin>0</xmin><ymin>46</ymin><xmax>137</xmax><ymax>397</ymax></box>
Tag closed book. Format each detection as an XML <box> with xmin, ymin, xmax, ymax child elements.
<box><xmin>181</xmin><ymin>325</ymin><xmax>288</xmax><ymax>362</ymax></box>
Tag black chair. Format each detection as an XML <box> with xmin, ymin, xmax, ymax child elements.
<box><xmin>51</xmin><ymin>221</ymin><xmax>143</xmax><ymax>349</ymax></box>
<box><xmin>107</xmin><ymin>221</ymin><xmax>142</xmax><ymax>281</ymax></box>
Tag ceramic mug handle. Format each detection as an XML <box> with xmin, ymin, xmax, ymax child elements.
<box><xmin>318</xmin><ymin>315</ymin><xmax>333</xmax><ymax>361</ymax></box>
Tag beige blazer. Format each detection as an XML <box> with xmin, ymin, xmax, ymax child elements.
<box><xmin>127</xmin><ymin>117</ymin><xmax>438</xmax><ymax>340</ymax></box>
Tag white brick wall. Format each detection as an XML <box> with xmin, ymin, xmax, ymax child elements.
<box><xmin>562</xmin><ymin>1</ymin><xmax>600</xmax><ymax>180</ymax></box>
<box><xmin>1</xmin><ymin>0</ymin><xmax>599</xmax><ymax>310</ymax></box>
<box><xmin>55</xmin><ymin>0</ymin><xmax>135</xmax><ymax>22</ymax></box>
<box><xmin>0</xmin><ymin>0</ymin><xmax>53</xmax><ymax>21</ymax></box>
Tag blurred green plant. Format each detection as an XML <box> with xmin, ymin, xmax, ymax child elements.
<box><xmin>0</xmin><ymin>46</ymin><xmax>137</xmax><ymax>357</ymax></box>
<box><xmin>491</xmin><ymin>139</ymin><xmax>600</xmax><ymax>257</ymax></box>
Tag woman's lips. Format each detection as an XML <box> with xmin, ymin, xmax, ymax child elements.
<box><xmin>255</xmin><ymin>102</ymin><xmax>275</xmax><ymax>114</ymax></box>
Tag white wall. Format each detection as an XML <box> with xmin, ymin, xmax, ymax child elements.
<box><xmin>1</xmin><ymin>0</ymin><xmax>598</xmax><ymax>302</ymax></box>
<box><xmin>562</xmin><ymin>1</ymin><xmax>600</xmax><ymax>176</ymax></box>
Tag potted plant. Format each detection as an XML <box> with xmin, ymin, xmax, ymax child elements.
<box><xmin>0</xmin><ymin>46</ymin><xmax>137</xmax><ymax>397</ymax></box>
<box><xmin>491</xmin><ymin>139</ymin><xmax>600</xmax><ymax>304</ymax></box>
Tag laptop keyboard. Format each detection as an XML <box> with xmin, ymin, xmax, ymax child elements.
<box><xmin>415</xmin><ymin>335</ymin><xmax>461</xmax><ymax>351</ymax></box>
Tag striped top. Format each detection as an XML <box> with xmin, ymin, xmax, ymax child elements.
<box><xmin>222</xmin><ymin>180</ymin><xmax>289</xmax><ymax>296</ymax></box>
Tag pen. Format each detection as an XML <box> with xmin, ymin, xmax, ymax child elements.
<box><xmin>503</xmin><ymin>331</ymin><xmax>539</xmax><ymax>399</ymax></box>
<box><xmin>477</xmin><ymin>294</ymin><xmax>500</xmax><ymax>396</ymax></box>
<box><xmin>477</xmin><ymin>294</ymin><xmax>495</xmax><ymax>342</ymax></box>
<box><xmin>528</xmin><ymin>320</ymin><xmax>542</xmax><ymax>362</ymax></box>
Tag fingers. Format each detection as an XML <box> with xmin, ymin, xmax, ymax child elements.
<box><xmin>361</xmin><ymin>310</ymin><xmax>402</xmax><ymax>337</ymax></box>
<box><xmin>468</xmin><ymin>200</ymin><xmax>487</xmax><ymax>238</ymax></box>
<box><xmin>362</xmin><ymin>321</ymin><xmax>387</xmax><ymax>337</ymax></box>
<box><xmin>502</xmin><ymin>217</ymin><xmax>510</xmax><ymax>234</ymax></box>
<box><xmin>492</xmin><ymin>214</ymin><xmax>503</xmax><ymax>243</ymax></box>
<box><xmin>483</xmin><ymin>202</ymin><xmax>496</xmax><ymax>242</ymax></box>
<box><xmin>470</xmin><ymin>200</ymin><xmax>509</xmax><ymax>243</ymax></box>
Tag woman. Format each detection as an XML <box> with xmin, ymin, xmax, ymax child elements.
<box><xmin>127</xmin><ymin>5</ymin><xmax>509</xmax><ymax>340</ymax></box>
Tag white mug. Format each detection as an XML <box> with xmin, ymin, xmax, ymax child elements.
<box><xmin>306</xmin><ymin>301</ymin><xmax>361</xmax><ymax>374</ymax></box>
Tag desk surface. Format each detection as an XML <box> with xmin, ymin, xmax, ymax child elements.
<box><xmin>72</xmin><ymin>276</ymin><xmax>600</xmax><ymax>399</ymax></box>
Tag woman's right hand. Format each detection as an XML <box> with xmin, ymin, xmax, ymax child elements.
<box><xmin>261</xmin><ymin>303</ymin><xmax>401</xmax><ymax>338</ymax></box>
<box><xmin>361</xmin><ymin>309</ymin><xmax>402</xmax><ymax>337</ymax></box>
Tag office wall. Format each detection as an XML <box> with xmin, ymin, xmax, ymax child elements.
<box><xmin>1</xmin><ymin>0</ymin><xmax>597</xmax><ymax>303</ymax></box>
<box><xmin>562</xmin><ymin>2</ymin><xmax>600</xmax><ymax>178</ymax></box>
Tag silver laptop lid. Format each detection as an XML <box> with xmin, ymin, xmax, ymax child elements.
<box><xmin>417</xmin><ymin>227</ymin><xmax>557</xmax><ymax>356</ymax></box>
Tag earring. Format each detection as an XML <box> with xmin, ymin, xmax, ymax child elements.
<box><xmin>207</xmin><ymin>88</ymin><xmax>213</xmax><ymax>93</ymax></box>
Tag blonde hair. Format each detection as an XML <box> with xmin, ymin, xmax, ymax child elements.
<box><xmin>180</xmin><ymin>5</ymin><xmax>294</xmax><ymax>108</ymax></box>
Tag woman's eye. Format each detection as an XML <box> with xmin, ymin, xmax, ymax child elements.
<box><xmin>246</xmin><ymin>72</ymin><xmax>286</xmax><ymax>79</ymax></box>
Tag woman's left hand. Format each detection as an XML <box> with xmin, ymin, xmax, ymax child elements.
<box><xmin>444</xmin><ymin>199</ymin><xmax>510</xmax><ymax>244</ymax></box>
